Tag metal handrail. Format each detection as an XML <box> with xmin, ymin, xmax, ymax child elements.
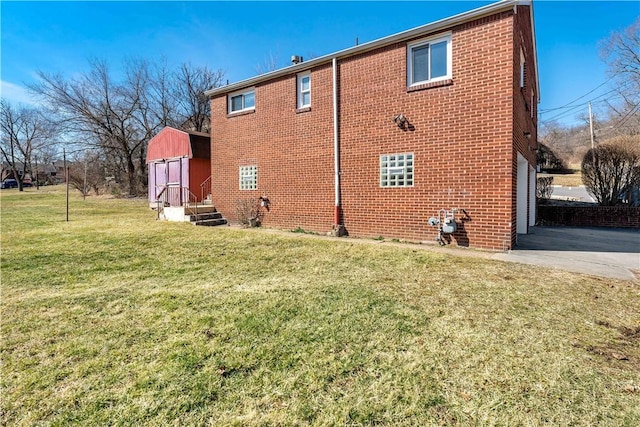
<box><xmin>155</xmin><ymin>185</ymin><xmax>200</xmax><ymax>219</ymax></box>
<box><xmin>200</xmin><ymin>176</ymin><xmax>212</xmax><ymax>203</ymax></box>
<box><xmin>155</xmin><ymin>186</ymin><xmax>167</xmax><ymax>220</ymax></box>
<box><xmin>183</xmin><ymin>187</ymin><xmax>200</xmax><ymax>217</ymax></box>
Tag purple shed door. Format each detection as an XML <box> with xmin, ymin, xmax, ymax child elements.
<box><xmin>168</xmin><ymin>160</ymin><xmax>181</xmax><ymax>184</ymax></box>
<box><xmin>155</xmin><ymin>162</ymin><xmax>167</xmax><ymax>199</ymax></box>
<box><xmin>167</xmin><ymin>160</ymin><xmax>182</xmax><ymax>206</ymax></box>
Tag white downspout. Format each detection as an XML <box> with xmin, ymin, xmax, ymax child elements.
<box><xmin>333</xmin><ymin>57</ymin><xmax>341</xmax><ymax>226</ymax></box>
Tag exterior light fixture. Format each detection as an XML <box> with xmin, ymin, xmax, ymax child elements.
<box><xmin>393</xmin><ymin>114</ymin><xmax>407</xmax><ymax>129</ymax></box>
<box><xmin>524</xmin><ymin>131</ymin><xmax>532</xmax><ymax>139</ymax></box>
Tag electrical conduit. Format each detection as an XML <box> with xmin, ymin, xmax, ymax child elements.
<box><xmin>333</xmin><ymin>57</ymin><xmax>340</xmax><ymax>226</ymax></box>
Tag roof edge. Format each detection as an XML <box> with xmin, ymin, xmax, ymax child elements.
<box><xmin>527</xmin><ymin>1</ymin><xmax>540</xmax><ymax>102</ymax></box>
<box><xmin>206</xmin><ymin>0</ymin><xmax>525</xmax><ymax>97</ymax></box>
<box><xmin>185</xmin><ymin>130</ymin><xmax>211</xmax><ymax>138</ymax></box>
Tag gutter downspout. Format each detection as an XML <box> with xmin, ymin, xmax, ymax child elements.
<box><xmin>333</xmin><ymin>57</ymin><xmax>341</xmax><ymax>227</ymax></box>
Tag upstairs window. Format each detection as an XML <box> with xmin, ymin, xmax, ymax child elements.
<box><xmin>407</xmin><ymin>34</ymin><xmax>451</xmax><ymax>86</ymax></box>
<box><xmin>380</xmin><ymin>153</ymin><xmax>414</xmax><ymax>187</ymax></box>
<box><xmin>239</xmin><ymin>165</ymin><xmax>257</xmax><ymax>190</ymax></box>
<box><xmin>229</xmin><ymin>88</ymin><xmax>255</xmax><ymax>114</ymax></box>
<box><xmin>297</xmin><ymin>72</ymin><xmax>311</xmax><ymax>109</ymax></box>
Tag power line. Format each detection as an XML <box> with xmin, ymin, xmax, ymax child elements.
<box><xmin>540</xmin><ymin>86</ymin><xmax>623</xmax><ymax>115</ymax></box>
<box><xmin>594</xmin><ymin>103</ymin><xmax>640</xmax><ymax>139</ymax></box>
<box><xmin>539</xmin><ymin>77</ymin><xmax>615</xmax><ymax>114</ymax></box>
<box><xmin>541</xmin><ymin>95</ymin><xmax>624</xmax><ymax>124</ymax></box>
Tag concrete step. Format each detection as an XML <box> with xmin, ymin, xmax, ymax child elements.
<box><xmin>184</xmin><ymin>205</ymin><xmax>217</xmax><ymax>215</ymax></box>
<box><xmin>194</xmin><ymin>218</ymin><xmax>228</xmax><ymax>227</ymax></box>
<box><xmin>187</xmin><ymin>212</ymin><xmax>224</xmax><ymax>222</ymax></box>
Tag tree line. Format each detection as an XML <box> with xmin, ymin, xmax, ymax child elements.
<box><xmin>1</xmin><ymin>59</ymin><xmax>224</xmax><ymax>194</ymax></box>
<box><xmin>3</xmin><ymin>19</ymin><xmax>639</xmax><ymax>204</ymax></box>
<box><xmin>539</xmin><ymin>18</ymin><xmax>639</xmax><ymax>206</ymax></box>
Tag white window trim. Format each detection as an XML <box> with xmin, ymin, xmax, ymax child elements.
<box><xmin>407</xmin><ymin>33</ymin><xmax>452</xmax><ymax>87</ymax></box>
<box><xmin>239</xmin><ymin>165</ymin><xmax>257</xmax><ymax>190</ymax></box>
<box><xmin>228</xmin><ymin>87</ymin><xmax>255</xmax><ymax>114</ymax></box>
<box><xmin>297</xmin><ymin>72</ymin><xmax>311</xmax><ymax>109</ymax></box>
<box><xmin>380</xmin><ymin>153</ymin><xmax>414</xmax><ymax>188</ymax></box>
<box><xmin>520</xmin><ymin>49</ymin><xmax>526</xmax><ymax>89</ymax></box>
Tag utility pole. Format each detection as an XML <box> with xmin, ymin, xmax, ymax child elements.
<box><xmin>588</xmin><ymin>102</ymin><xmax>595</xmax><ymax>150</ymax></box>
<box><xmin>83</xmin><ymin>157</ymin><xmax>87</xmax><ymax>200</ymax></box>
<box><xmin>34</xmin><ymin>156</ymin><xmax>39</xmax><ymax>190</ymax></box>
<box><xmin>64</xmin><ymin>147</ymin><xmax>69</xmax><ymax>222</ymax></box>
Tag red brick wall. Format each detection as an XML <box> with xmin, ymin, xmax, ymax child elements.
<box><xmin>210</xmin><ymin>7</ymin><xmax>535</xmax><ymax>250</ymax></box>
<box><xmin>538</xmin><ymin>206</ymin><xmax>640</xmax><ymax>228</ymax></box>
<box><xmin>211</xmin><ymin>64</ymin><xmax>336</xmax><ymax>231</ymax></box>
<box><xmin>511</xmin><ymin>5</ymin><xmax>538</xmax><ymax>242</ymax></box>
<box><xmin>337</xmin><ymin>12</ymin><xmax>515</xmax><ymax>250</ymax></box>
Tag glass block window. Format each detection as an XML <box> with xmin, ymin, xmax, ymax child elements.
<box><xmin>239</xmin><ymin>165</ymin><xmax>257</xmax><ymax>190</ymax></box>
<box><xmin>380</xmin><ymin>153</ymin><xmax>414</xmax><ymax>187</ymax></box>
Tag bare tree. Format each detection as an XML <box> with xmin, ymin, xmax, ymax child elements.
<box><xmin>30</xmin><ymin>59</ymin><xmax>160</xmax><ymax>195</ymax></box>
<box><xmin>255</xmin><ymin>51</ymin><xmax>280</xmax><ymax>75</ymax></box>
<box><xmin>582</xmin><ymin>141</ymin><xmax>640</xmax><ymax>205</ymax></box>
<box><xmin>536</xmin><ymin>176</ymin><xmax>554</xmax><ymax>203</ymax></box>
<box><xmin>33</xmin><ymin>144</ymin><xmax>58</xmax><ymax>185</ymax></box>
<box><xmin>605</xmin><ymin>135</ymin><xmax>640</xmax><ymax>205</ymax></box>
<box><xmin>599</xmin><ymin>18</ymin><xmax>640</xmax><ymax>138</ymax></box>
<box><xmin>539</xmin><ymin>120</ymin><xmax>591</xmax><ymax>167</ymax></box>
<box><xmin>600</xmin><ymin>18</ymin><xmax>640</xmax><ymax>102</ymax></box>
<box><xmin>603</xmin><ymin>100</ymin><xmax>640</xmax><ymax>138</ymax></box>
<box><xmin>173</xmin><ymin>63</ymin><xmax>225</xmax><ymax>133</ymax></box>
<box><xmin>536</xmin><ymin>143</ymin><xmax>566</xmax><ymax>172</ymax></box>
<box><xmin>0</xmin><ymin>99</ymin><xmax>58</xmax><ymax>190</ymax></box>
<box><xmin>68</xmin><ymin>150</ymin><xmax>106</xmax><ymax>197</ymax></box>
<box><xmin>29</xmin><ymin>58</ymin><xmax>225</xmax><ymax>195</ymax></box>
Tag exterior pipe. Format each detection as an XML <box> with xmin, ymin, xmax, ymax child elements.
<box><xmin>332</xmin><ymin>57</ymin><xmax>340</xmax><ymax>225</ymax></box>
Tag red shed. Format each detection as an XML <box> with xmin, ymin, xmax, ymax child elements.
<box><xmin>146</xmin><ymin>127</ymin><xmax>211</xmax><ymax>207</ymax></box>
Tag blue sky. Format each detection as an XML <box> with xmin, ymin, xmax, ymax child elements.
<box><xmin>1</xmin><ymin>1</ymin><xmax>638</xmax><ymax>127</ymax></box>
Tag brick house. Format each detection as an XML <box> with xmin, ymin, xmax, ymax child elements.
<box><xmin>206</xmin><ymin>0</ymin><xmax>539</xmax><ymax>250</ymax></box>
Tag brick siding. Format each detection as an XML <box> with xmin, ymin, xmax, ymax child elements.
<box><xmin>210</xmin><ymin>5</ymin><xmax>537</xmax><ymax>250</ymax></box>
<box><xmin>538</xmin><ymin>205</ymin><xmax>640</xmax><ymax>228</ymax></box>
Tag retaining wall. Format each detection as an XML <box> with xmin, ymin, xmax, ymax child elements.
<box><xmin>537</xmin><ymin>205</ymin><xmax>640</xmax><ymax>228</ymax></box>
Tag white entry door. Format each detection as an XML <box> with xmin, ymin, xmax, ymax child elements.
<box><xmin>516</xmin><ymin>153</ymin><xmax>528</xmax><ymax>234</ymax></box>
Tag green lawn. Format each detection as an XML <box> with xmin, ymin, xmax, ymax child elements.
<box><xmin>546</xmin><ymin>171</ymin><xmax>584</xmax><ymax>187</ymax></box>
<box><xmin>1</xmin><ymin>187</ymin><xmax>639</xmax><ymax>426</ymax></box>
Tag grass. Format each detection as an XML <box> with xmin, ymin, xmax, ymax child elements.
<box><xmin>546</xmin><ymin>170</ymin><xmax>584</xmax><ymax>187</ymax></box>
<box><xmin>2</xmin><ymin>186</ymin><xmax>639</xmax><ymax>426</ymax></box>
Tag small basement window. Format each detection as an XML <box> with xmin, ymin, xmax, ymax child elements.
<box><xmin>380</xmin><ymin>153</ymin><xmax>414</xmax><ymax>187</ymax></box>
<box><xmin>229</xmin><ymin>88</ymin><xmax>255</xmax><ymax>114</ymax></box>
<box><xmin>239</xmin><ymin>165</ymin><xmax>257</xmax><ymax>190</ymax></box>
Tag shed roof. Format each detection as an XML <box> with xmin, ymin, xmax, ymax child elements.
<box><xmin>205</xmin><ymin>0</ymin><xmax>538</xmax><ymax>101</ymax></box>
<box><xmin>146</xmin><ymin>127</ymin><xmax>211</xmax><ymax>163</ymax></box>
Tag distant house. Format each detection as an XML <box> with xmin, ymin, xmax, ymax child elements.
<box><xmin>1</xmin><ymin>162</ymin><xmax>20</xmax><ymax>181</ymax></box>
<box><xmin>146</xmin><ymin>127</ymin><xmax>212</xmax><ymax>208</ymax></box>
<box><xmin>2</xmin><ymin>160</ymin><xmax>62</xmax><ymax>185</ymax></box>
<box><xmin>205</xmin><ymin>0</ymin><xmax>539</xmax><ymax>250</ymax></box>
<box><xmin>35</xmin><ymin>162</ymin><xmax>64</xmax><ymax>185</ymax></box>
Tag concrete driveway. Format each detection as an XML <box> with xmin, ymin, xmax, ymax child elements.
<box><xmin>493</xmin><ymin>227</ymin><xmax>640</xmax><ymax>280</ymax></box>
<box><xmin>551</xmin><ymin>185</ymin><xmax>595</xmax><ymax>202</ymax></box>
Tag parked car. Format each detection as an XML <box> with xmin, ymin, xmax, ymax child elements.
<box><xmin>1</xmin><ymin>179</ymin><xmax>18</xmax><ymax>189</ymax></box>
<box><xmin>22</xmin><ymin>178</ymin><xmax>33</xmax><ymax>187</ymax></box>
